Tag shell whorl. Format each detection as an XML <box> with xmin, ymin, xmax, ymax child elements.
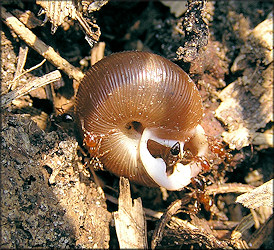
<box><xmin>75</xmin><ymin>51</ymin><xmax>205</xmax><ymax>188</ymax></box>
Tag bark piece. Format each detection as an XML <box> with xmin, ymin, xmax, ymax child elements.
<box><xmin>176</xmin><ymin>0</ymin><xmax>209</xmax><ymax>62</ymax></box>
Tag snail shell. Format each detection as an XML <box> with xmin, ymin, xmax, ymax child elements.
<box><xmin>75</xmin><ymin>51</ymin><xmax>208</xmax><ymax>190</ymax></box>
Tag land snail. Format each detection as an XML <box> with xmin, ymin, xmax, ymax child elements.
<box><xmin>75</xmin><ymin>51</ymin><xmax>208</xmax><ymax>191</ymax></box>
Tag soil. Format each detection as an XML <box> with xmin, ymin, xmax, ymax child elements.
<box><xmin>1</xmin><ymin>0</ymin><xmax>273</xmax><ymax>249</ymax></box>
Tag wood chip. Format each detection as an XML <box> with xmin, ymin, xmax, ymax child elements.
<box><xmin>236</xmin><ymin>179</ymin><xmax>273</xmax><ymax>209</ymax></box>
<box><xmin>252</xmin><ymin>129</ymin><xmax>274</xmax><ymax>147</ymax></box>
<box><xmin>215</xmin><ymin>14</ymin><xmax>273</xmax><ymax>150</ymax></box>
<box><xmin>90</xmin><ymin>42</ymin><xmax>106</xmax><ymax>65</ymax></box>
<box><xmin>114</xmin><ymin>177</ymin><xmax>148</xmax><ymax>249</ymax></box>
<box><xmin>215</xmin><ymin>63</ymin><xmax>273</xmax><ymax>150</ymax></box>
<box><xmin>250</xmin><ymin>12</ymin><xmax>273</xmax><ymax>65</ymax></box>
<box><xmin>160</xmin><ymin>1</ymin><xmax>187</xmax><ymax>17</ymax></box>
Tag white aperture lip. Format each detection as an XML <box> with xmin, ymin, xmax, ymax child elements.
<box><xmin>139</xmin><ymin>125</ymin><xmax>207</xmax><ymax>191</ymax></box>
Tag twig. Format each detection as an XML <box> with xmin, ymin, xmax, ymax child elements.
<box><xmin>11</xmin><ymin>44</ymin><xmax>29</xmax><ymax>90</ymax></box>
<box><xmin>166</xmin><ymin>217</ymin><xmax>230</xmax><ymax>249</ymax></box>
<box><xmin>1</xmin><ymin>6</ymin><xmax>84</xmax><ymax>82</ymax></box>
<box><xmin>230</xmin><ymin>213</ymin><xmax>253</xmax><ymax>249</ymax></box>
<box><xmin>247</xmin><ymin>214</ymin><xmax>273</xmax><ymax>249</ymax></box>
<box><xmin>205</xmin><ymin>183</ymin><xmax>254</xmax><ymax>196</ymax></box>
<box><xmin>151</xmin><ymin>197</ymin><xmax>191</xmax><ymax>249</ymax></box>
<box><xmin>1</xmin><ymin>70</ymin><xmax>62</xmax><ymax>107</ymax></box>
<box><xmin>8</xmin><ymin>59</ymin><xmax>47</xmax><ymax>93</ymax></box>
<box><xmin>87</xmin><ymin>160</ymin><xmax>105</xmax><ymax>197</ymax></box>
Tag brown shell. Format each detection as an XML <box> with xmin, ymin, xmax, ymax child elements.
<box><xmin>75</xmin><ymin>51</ymin><xmax>204</xmax><ymax>186</ymax></box>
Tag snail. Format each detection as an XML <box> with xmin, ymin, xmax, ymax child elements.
<box><xmin>75</xmin><ymin>51</ymin><xmax>208</xmax><ymax>191</ymax></box>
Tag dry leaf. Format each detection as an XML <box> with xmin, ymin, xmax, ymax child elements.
<box><xmin>36</xmin><ymin>0</ymin><xmax>78</xmax><ymax>29</ymax></box>
<box><xmin>36</xmin><ymin>0</ymin><xmax>105</xmax><ymax>42</ymax></box>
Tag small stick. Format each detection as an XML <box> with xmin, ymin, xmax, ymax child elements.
<box><xmin>86</xmin><ymin>160</ymin><xmax>105</xmax><ymax>197</ymax></box>
<box><xmin>151</xmin><ymin>197</ymin><xmax>191</xmax><ymax>249</ymax></box>
<box><xmin>1</xmin><ymin>6</ymin><xmax>84</xmax><ymax>82</ymax></box>
<box><xmin>205</xmin><ymin>183</ymin><xmax>254</xmax><ymax>196</ymax></box>
<box><xmin>247</xmin><ymin>214</ymin><xmax>273</xmax><ymax>249</ymax></box>
<box><xmin>1</xmin><ymin>70</ymin><xmax>62</xmax><ymax>107</ymax></box>
<box><xmin>11</xmin><ymin>44</ymin><xmax>29</xmax><ymax>90</ymax></box>
<box><xmin>9</xmin><ymin>59</ymin><xmax>46</xmax><ymax>89</ymax></box>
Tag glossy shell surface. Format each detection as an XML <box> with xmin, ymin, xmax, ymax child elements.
<box><xmin>75</xmin><ymin>51</ymin><xmax>204</xmax><ymax>187</ymax></box>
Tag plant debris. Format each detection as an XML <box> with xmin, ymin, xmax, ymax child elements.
<box><xmin>114</xmin><ymin>177</ymin><xmax>148</xmax><ymax>249</ymax></box>
<box><xmin>236</xmin><ymin>179</ymin><xmax>273</xmax><ymax>209</ymax></box>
